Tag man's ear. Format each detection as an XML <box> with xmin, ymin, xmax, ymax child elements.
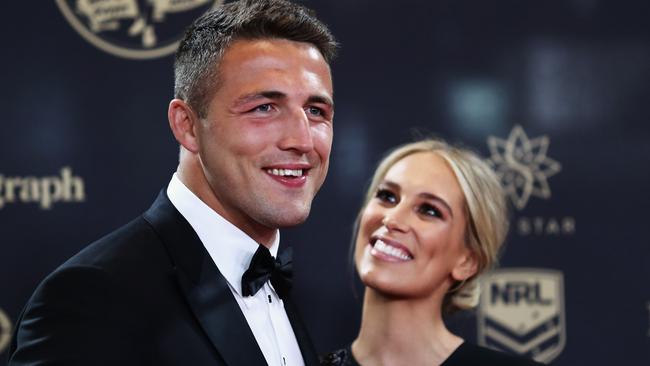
<box><xmin>168</xmin><ymin>99</ymin><xmax>200</xmax><ymax>153</ymax></box>
<box><xmin>451</xmin><ymin>250</ymin><xmax>479</xmax><ymax>282</ymax></box>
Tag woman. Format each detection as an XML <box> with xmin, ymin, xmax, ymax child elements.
<box><xmin>323</xmin><ymin>139</ymin><xmax>544</xmax><ymax>365</ymax></box>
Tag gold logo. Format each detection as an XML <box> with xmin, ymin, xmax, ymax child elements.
<box><xmin>55</xmin><ymin>0</ymin><xmax>223</xmax><ymax>60</ymax></box>
<box><xmin>0</xmin><ymin>308</ymin><xmax>11</xmax><ymax>354</ymax></box>
<box><xmin>478</xmin><ymin>268</ymin><xmax>566</xmax><ymax>363</ymax></box>
<box><xmin>0</xmin><ymin>167</ymin><xmax>86</xmax><ymax>210</ymax></box>
<box><xmin>487</xmin><ymin>125</ymin><xmax>561</xmax><ymax>210</ymax></box>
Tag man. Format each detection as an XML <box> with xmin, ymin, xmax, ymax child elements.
<box><xmin>9</xmin><ymin>1</ymin><xmax>337</xmax><ymax>365</ymax></box>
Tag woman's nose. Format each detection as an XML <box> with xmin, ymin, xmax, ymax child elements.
<box><xmin>381</xmin><ymin>211</ymin><xmax>409</xmax><ymax>233</ymax></box>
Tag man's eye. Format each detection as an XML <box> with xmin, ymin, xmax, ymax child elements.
<box><xmin>306</xmin><ymin>106</ymin><xmax>323</xmax><ymax>116</ymax></box>
<box><xmin>253</xmin><ymin>104</ymin><xmax>272</xmax><ymax>112</ymax></box>
<box><xmin>375</xmin><ymin>189</ymin><xmax>397</xmax><ymax>204</ymax></box>
<box><xmin>418</xmin><ymin>204</ymin><xmax>441</xmax><ymax>218</ymax></box>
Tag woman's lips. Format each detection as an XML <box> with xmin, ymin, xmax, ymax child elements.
<box><xmin>369</xmin><ymin>237</ymin><xmax>413</xmax><ymax>261</ymax></box>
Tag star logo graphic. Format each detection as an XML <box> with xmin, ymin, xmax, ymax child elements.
<box><xmin>487</xmin><ymin>125</ymin><xmax>561</xmax><ymax>210</ymax></box>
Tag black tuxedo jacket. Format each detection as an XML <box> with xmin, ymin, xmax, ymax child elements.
<box><xmin>9</xmin><ymin>191</ymin><xmax>319</xmax><ymax>365</ymax></box>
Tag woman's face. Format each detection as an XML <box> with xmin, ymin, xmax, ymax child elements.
<box><xmin>355</xmin><ymin>152</ymin><xmax>477</xmax><ymax>299</ymax></box>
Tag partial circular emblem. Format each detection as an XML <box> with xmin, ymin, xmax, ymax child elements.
<box><xmin>55</xmin><ymin>0</ymin><xmax>223</xmax><ymax>60</ymax></box>
<box><xmin>0</xmin><ymin>308</ymin><xmax>12</xmax><ymax>354</ymax></box>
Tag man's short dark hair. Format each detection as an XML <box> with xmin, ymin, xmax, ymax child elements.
<box><xmin>174</xmin><ymin>0</ymin><xmax>338</xmax><ymax>118</ymax></box>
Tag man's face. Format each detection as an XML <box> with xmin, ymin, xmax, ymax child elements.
<box><xmin>196</xmin><ymin>38</ymin><xmax>334</xmax><ymax>242</ymax></box>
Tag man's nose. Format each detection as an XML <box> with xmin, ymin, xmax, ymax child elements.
<box><xmin>278</xmin><ymin>107</ymin><xmax>314</xmax><ymax>153</ymax></box>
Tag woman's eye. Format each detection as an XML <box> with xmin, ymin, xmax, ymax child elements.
<box><xmin>419</xmin><ymin>204</ymin><xmax>441</xmax><ymax>218</ymax></box>
<box><xmin>375</xmin><ymin>189</ymin><xmax>397</xmax><ymax>204</ymax></box>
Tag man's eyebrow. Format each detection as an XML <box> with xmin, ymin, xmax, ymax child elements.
<box><xmin>307</xmin><ymin>95</ymin><xmax>334</xmax><ymax>109</ymax></box>
<box><xmin>232</xmin><ymin>91</ymin><xmax>334</xmax><ymax>110</ymax></box>
<box><xmin>233</xmin><ymin>90</ymin><xmax>287</xmax><ymax>107</ymax></box>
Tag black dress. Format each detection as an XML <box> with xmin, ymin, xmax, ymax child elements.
<box><xmin>321</xmin><ymin>342</ymin><xmax>545</xmax><ymax>366</ymax></box>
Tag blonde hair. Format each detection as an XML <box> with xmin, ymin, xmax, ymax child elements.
<box><xmin>355</xmin><ymin>139</ymin><xmax>509</xmax><ymax>312</ymax></box>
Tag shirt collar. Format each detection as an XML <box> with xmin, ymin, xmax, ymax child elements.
<box><xmin>166</xmin><ymin>173</ymin><xmax>279</xmax><ymax>296</ymax></box>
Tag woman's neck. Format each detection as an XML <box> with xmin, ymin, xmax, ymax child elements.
<box><xmin>352</xmin><ymin>288</ymin><xmax>463</xmax><ymax>366</ymax></box>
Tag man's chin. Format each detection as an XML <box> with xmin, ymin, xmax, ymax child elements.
<box><xmin>268</xmin><ymin>206</ymin><xmax>311</xmax><ymax>228</ymax></box>
<box><xmin>275</xmin><ymin>212</ymin><xmax>310</xmax><ymax>228</ymax></box>
<box><xmin>252</xmin><ymin>195</ymin><xmax>314</xmax><ymax>228</ymax></box>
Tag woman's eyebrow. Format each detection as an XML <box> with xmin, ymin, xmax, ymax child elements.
<box><xmin>379</xmin><ymin>180</ymin><xmax>400</xmax><ymax>191</ymax></box>
<box><xmin>418</xmin><ymin>192</ymin><xmax>453</xmax><ymax>218</ymax></box>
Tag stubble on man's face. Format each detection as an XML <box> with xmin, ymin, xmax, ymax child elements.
<box><xmin>195</xmin><ymin>38</ymin><xmax>334</xmax><ymax>244</ymax></box>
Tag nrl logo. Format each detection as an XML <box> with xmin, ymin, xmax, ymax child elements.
<box><xmin>487</xmin><ymin>125</ymin><xmax>561</xmax><ymax>210</ymax></box>
<box><xmin>55</xmin><ymin>0</ymin><xmax>223</xmax><ymax>60</ymax></box>
<box><xmin>478</xmin><ymin>269</ymin><xmax>566</xmax><ymax>363</ymax></box>
<box><xmin>0</xmin><ymin>308</ymin><xmax>11</xmax><ymax>353</ymax></box>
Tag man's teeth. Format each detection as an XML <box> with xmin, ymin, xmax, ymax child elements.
<box><xmin>374</xmin><ymin>240</ymin><xmax>412</xmax><ymax>260</ymax></box>
<box><xmin>267</xmin><ymin>168</ymin><xmax>303</xmax><ymax>177</ymax></box>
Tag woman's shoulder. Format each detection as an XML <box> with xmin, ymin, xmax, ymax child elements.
<box><xmin>444</xmin><ymin>342</ymin><xmax>546</xmax><ymax>366</ymax></box>
<box><xmin>320</xmin><ymin>345</ymin><xmax>359</xmax><ymax>366</ymax></box>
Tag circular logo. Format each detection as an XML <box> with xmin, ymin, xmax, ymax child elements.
<box><xmin>55</xmin><ymin>0</ymin><xmax>223</xmax><ymax>60</ymax></box>
<box><xmin>0</xmin><ymin>308</ymin><xmax>12</xmax><ymax>354</ymax></box>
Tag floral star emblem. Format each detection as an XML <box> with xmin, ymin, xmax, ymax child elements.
<box><xmin>487</xmin><ymin>125</ymin><xmax>561</xmax><ymax>210</ymax></box>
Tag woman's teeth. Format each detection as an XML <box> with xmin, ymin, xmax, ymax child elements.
<box><xmin>374</xmin><ymin>239</ymin><xmax>412</xmax><ymax>260</ymax></box>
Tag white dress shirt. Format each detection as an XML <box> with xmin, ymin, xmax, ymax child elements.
<box><xmin>167</xmin><ymin>174</ymin><xmax>304</xmax><ymax>366</ymax></box>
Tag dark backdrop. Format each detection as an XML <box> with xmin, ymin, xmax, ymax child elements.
<box><xmin>1</xmin><ymin>1</ymin><xmax>649</xmax><ymax>365</ymax></box>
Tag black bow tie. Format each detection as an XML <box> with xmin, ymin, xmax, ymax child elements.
<box><xmin>241</xmin><ymin>245</ymin><xmax>293</xmax><ymax>299</ymax></box>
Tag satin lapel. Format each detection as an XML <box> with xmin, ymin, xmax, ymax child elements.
<box><xmin>143</xmin><ymin>190</ymin><xmax>266</xmax><ymax>366</ymax></box>
<box><xmin>284</xmin><ymin>295</ymin><xmax>320</xmax><ymax>366</ymax></box>
<box><xmin>173</xmin><ymin>259</ymin><xmax>267</xmax><ymax>366</ymax></box>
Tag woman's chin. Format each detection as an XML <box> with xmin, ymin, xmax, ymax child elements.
<box><xmin>360</xmin><ymin>271</ymin><xmax>408</xmax><ymax>298</ymax></box>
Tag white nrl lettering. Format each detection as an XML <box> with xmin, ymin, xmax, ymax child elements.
<box><xmin>0</xmin><ymin>167</ymin><xmax>85</xmax><ymax>210</ymax></box>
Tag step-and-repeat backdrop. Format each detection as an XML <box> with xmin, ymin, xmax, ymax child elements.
<box><xmin>1</xmin><ymin>1</ymin><xmax>649</xmax><ymax>365</ymax></box>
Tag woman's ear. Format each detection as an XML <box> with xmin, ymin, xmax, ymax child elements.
<box><xmin>452</xmin><ymin>250</ymin><xmax>478</xmax><ymax>282</ymax></box>
<box><xmin>168</xmin><ymin>99</ymin><xmax>200</xmax><ymax>153</ymax></box>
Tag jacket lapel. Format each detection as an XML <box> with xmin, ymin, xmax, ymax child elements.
<box><xmin>284</xmin><ymin>294</ymin><xmax>320</xmax><ymax>366</ymax></box>
<box><xmin>143</xmin><ymin>191</ymin><xmax>266</xmax><ymax>366</ymax></box>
